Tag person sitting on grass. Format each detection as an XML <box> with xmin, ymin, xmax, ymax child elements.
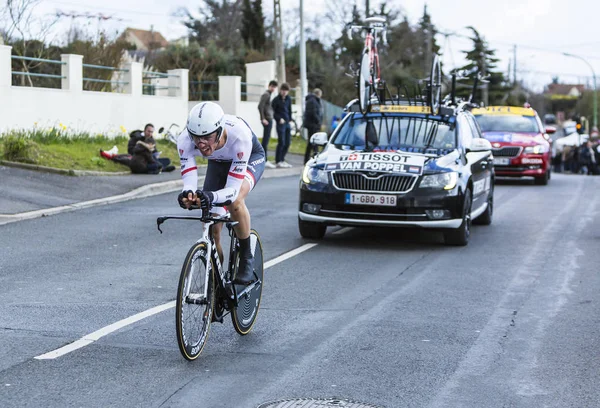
<box><xmin>100</xmin><ymin>123</ymin><xmax>175</xmax><ymax>174</ymax></box>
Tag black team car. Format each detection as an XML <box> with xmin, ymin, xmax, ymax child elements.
<box><xmin>298</xmin><ymin>99</ymin><xmax>495</xmax><ymax>246</ymax></box>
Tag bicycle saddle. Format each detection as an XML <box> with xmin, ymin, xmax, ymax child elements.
<box><xmin>365</xmin><ymin>16</ymin><xmax>387</xmax><ymax>25</ymax></box>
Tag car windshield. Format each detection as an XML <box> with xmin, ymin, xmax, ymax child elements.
<box><xmin>331</xmin><ymin>115</ymin><xmax>456</xmax><ymax>154</ymax></box>
<box><xmin>474</xmin><ymin>115</ymin><xmax>539</xmax><ymax>133</ymax></box>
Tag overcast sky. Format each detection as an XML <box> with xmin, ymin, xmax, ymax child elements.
<box><xmin>22</xmin><ymin>0</ymin><xmax>600</xmax><ymax>92</ymax></box>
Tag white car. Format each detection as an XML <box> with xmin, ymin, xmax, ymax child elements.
<box><xmin>562</xmin><ymin>120</ymin><xmax>577</xmax><ymax>136</ymax></box>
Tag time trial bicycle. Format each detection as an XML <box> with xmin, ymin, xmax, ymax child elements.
<box><xmin>157</xmin><ymin>207</ymin><xmax>264</xmax><ymax>361</ymax></box>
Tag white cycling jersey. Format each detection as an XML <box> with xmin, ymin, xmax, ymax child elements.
<box><xmin>177</xmin><ymin>114</ymin><xmax>259</xmax><ymax>205</ymax></box>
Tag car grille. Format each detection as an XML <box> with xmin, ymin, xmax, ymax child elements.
<box><xmin>492</xmin><ymin>146</ymin><xmax>522</xmax><ymax>157</ymax></box>
<box><xmin>332</xmin><ymin>172</ymin><xmax>417</xmax><ymax>193</ymax></box>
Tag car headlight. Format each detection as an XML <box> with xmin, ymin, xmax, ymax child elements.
<box><xmin>420</xmin><ymin>172</ymin><xmax>458</xmax><ymax>190</ymax></box>
<box><xmin>302</xmin><ymin>165</ymin><xmax>329</xmax><ymax>184</ymax></box>
<box><xmin>524</xmin><ymin>145</ymin><xmax>548</xmax><ymax>154</ymax></box>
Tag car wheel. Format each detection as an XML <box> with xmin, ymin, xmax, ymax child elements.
<box><xmin>444</xmin><ymin>189</ymin><xmax>472</xmax><ymax>246</ymax></box>
<box><xmin>534</xmin><ymin>171</ymin><xmax>549</xmax><ymax>185</ymax></box>
<box><xmin>474</xmin><ymin>184</ymin><xmax>493</xmax><ymax>226</ymax></box>
<box><xmin>298</xmin><ymin>218</ymin><xmax>326</xmax><ymax>239</ymax></box>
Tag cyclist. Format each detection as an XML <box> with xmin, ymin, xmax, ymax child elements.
<box><xmin>177</xmin><ymin>102</ymin><xmax>266</xmax><ymax>285</ymax></box>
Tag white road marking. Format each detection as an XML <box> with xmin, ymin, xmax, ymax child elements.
<box><xmin>35</xmin><ymin>302</ymin><xmax>176</xmax><ymax>359</ymax></box>
<box><xmin>264</xmin><ymin>243</ymin><xmax>318</xmax><ymax>269</ymax></box>
<box><xmin>34</xmin><ymin>243</ymin><xmax>319</xmax><ymax>360</ymax></box>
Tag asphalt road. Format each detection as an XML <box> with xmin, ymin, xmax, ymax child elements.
<box><xmin>1</xmin><ymin>173</ymin><xmax>599</xmax><ymax>408</ymax></box>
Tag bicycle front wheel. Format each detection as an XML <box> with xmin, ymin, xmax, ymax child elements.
<box><xmin>176</xmin><ymin>243</ymin><xmax>215</xmax><ymax>361</ymax></box>
<box><xmin>357</xmin><ymin>51</ymin><xmax>371</xmax><ymax>114</ymax></box>
<box><xmin>231</xmin><ymin>230</ymin><xmax>264</xmax><ymax>335</ymax></box>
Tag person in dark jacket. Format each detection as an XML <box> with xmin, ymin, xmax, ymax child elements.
<box><xmin>258</xmin><ymin>80</ymin><xmax>278</xmax><ymax>168</ymax></box>
<box><xmin>271</xmin><ymin>82</ymin><xmax>293</xmax><ymax>168</ymax></box>
<box><xmin>302</xmin><ymin>88</ymin><xmax>323</xmax><ymax>164</ymax></box>
<box><xmin>100</xmin><ymin>123</ymin><xmax>175</xmax><ymax>173</ymax></box>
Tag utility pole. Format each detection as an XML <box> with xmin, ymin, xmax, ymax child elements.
<box><xmin>563</xmin><ymin>52</ymin><xmax>597</xmax><ymax>129</ymax></box>
<box><xmin>422</xmin><ymin>5</ymin><xmax>432</xmax><ymax>76</ymax></box>
<box><xmin>513</xmin><ymin>44</ymin><xmax>517</xmax><ymax>86</ymax></box>
<box><xmin>481</xmin><ymin>51</ymin><xmax>489</xmax><ymax>106</ymax></box>
<box><xmin>366</xmin><ymin>0</ymin><xmax>370</xmax><ymax>18</ymax></box>
<box><xmin>274</xmin><ymin>0</ymin><xmax>286</xmax><ymax>84</ymax></box>
<box><xmin>299</xmin><ymin>0</ymin><xmax>307</xmax><ymax>136</ymax></box>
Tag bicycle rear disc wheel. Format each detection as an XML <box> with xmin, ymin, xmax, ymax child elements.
<box><xmin>231</xmin><ymin>230</ymin><xmax>264</xmax><ymax>335</ymax></box>
<box><xmin>357</xmin><ymin>51</ymin><xmax>371</xmax><ymax>114</ymax></box>
<box><xmin>176</xmin><ymin>243</ymin><xmax>214</xmax><ymax>361</ymax></box>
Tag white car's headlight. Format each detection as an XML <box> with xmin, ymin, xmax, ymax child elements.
<box><xmin>420</xmin><ymin>172</ymin><xmax>458</xmax><ymax>190</ymax></box>
<box><xmin>524</xmin><ymin>145</ymin><xmax>548</xmax><ymax>154</ymax></box>
<box><xmin>302</xmin><ymin>166</ymin><xmax>329</xmax><ymax>184</ymax></box>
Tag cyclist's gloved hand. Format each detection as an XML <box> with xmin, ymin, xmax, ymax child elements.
<box><xmin>196</xmin><ymin>190</ymin><xmax>214</xmax><ymax>212</ymax></box>
<box><xmin>177</xmin><ymin>190</ymin><xmax>194</xmax><ymax>210</ymax></box>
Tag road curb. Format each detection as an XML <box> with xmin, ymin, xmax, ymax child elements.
<box><xmin>0</xmin><ymin>167</ymin><xmax>301</xmax><ymax>226</ymax></box>
<box><xmin>0</xmin><ymin>160</ymin><xmax>130</xmax><ymax>176</ymax></box>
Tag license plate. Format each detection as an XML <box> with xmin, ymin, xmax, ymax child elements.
<box><xmin>345</xmin><ymin>193</ymin><xmax>397</xmax><ymax>206</ymax></box>
<box><xmin>493</xmin><ymin>157</ymin><xmax>510</xmax><ymax>165</ymax></box>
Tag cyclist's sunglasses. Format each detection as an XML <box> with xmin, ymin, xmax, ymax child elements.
<box><xmin>188</xmin><ymin>127</ymin><xmax>222</xmax><ymax>143</ymax></box>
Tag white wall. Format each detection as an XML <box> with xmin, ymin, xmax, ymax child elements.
<box><xmin>0</xmin><ymin>45</ymin><xmax>189</xmax><ymax>135</ymax></box>
<box><xmin>1</xmin><ymin>86</ymin><xmax>189</xmax><ymax>135</ymax></box>
<box><xmin>0</xmin><ymin>48</ymin><xmax>301</xmax><ymax>141</ymax></box>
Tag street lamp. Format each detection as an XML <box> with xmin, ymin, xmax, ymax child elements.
<box><xmin>563</xmin><ymin>52</ymin><xmax>597</xmax><ymax>130</ymax></box>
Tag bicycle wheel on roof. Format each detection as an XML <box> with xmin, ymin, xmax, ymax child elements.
<box><xmin>357</xmin><ymin>51</ymin><xmax>372</xmax><ymax>114</ymax></box>
<box><xmin>428</xmin><ymin>55</ymin><xmax>442</xmax><ymax>115</ymax></box>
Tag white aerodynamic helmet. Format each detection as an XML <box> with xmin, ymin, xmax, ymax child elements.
<box><xmin>187</xmin><ymin>102</ymin><xmax>225</xmax><ymax>141</ymax></box>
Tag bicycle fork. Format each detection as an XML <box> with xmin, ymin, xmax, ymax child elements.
<box><xmin>184</xmin><ymin>222</ymin><xmax>217</xmax><ymax>306</ymax></box>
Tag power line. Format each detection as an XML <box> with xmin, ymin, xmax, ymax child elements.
<box><xmin>517</xmin><ymin>68</ymin><xmax>593</xmax><ymax>79</ymax></box>
<box><xmin>437</xmin><ymin>26</ymin><xmax>600</xmax><ymax>61</ymax></box>
<box><xmin>46</xmin><ymin>0</ymin><xmax>177</xmax><ymax>18</ymax></box>
<box><xmin>55</xmin><ymin>10</ymin><xmax>125</xmax><ymax>22</ymax></box>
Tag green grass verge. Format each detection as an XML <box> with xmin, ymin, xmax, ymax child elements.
<box><xmin>264</xmin><ymin>135</ymin><xmax>307</xmax><ymax>157</ymax></box>
<box><xmin>0</xmin><ymin>127</ymin><xmax>305</xmax><ymax>172</ymax></box>
<box><xmin>0</xmin><ymin>128</ymin><xmax>186</xmax><ymax>172</ymax></box>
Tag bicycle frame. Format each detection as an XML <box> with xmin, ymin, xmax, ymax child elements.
<box><xmin>348</xmin><ymin>17</ymin><xmax>387</xmax><ymax>86</ymax></box>
<box><xmin>157</xmin><ymin>212</ymin><xmax>258</xmax><ymax>307</ymax></box>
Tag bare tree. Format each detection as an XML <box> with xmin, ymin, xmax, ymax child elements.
<box><xmin>2</xmin><ymin>0</ymin><xmax>59</xmax><ymax>86</ymax></box>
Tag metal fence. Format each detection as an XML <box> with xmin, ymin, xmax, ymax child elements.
<box><xmin>189</xmin><ymin>80</ymin><xmax>218</xmax><ymax>101</ymax></box>
<box><xmin>142</xmin><ymin>70</ymin><xmax>180</xmax><ymax>95</ymax></box>
<box><xmin>82</xmin><ymin>63</ymin><xmax>129</xmax><ymax>92</ymax></box>
<box><xmin>9</xmin><ymin>55</ymin><xmax>182</xmax><ymax>94</ymax></box>
<box><xmin>10</xmin><ymin>55</ymin><xmax>64</xmax><ymax>88</ymax></box>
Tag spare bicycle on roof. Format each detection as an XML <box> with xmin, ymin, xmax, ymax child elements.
<box><xmin>347</xmin><ymin>16</ymin><xmax>443</xmax><ymax>116</ymax></box>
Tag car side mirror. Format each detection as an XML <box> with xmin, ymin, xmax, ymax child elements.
<box><xmin>467</xmin><ymin>138</ymin><xmax>492</xmax><ymax>152</ymax></box>
<box><xmin>545</xmin><ymin>126</ymin><xmax>556</xmax><ymax>135</ymax></box>
<box><xmin>158</xmin><ymin>127</ymin><xmax>165</xmax><ymax>134</ymax></box>
<box><xmin>310</xmin><ymin>132</ymin><xmax>328</xmax><ymax>146</ymax></box>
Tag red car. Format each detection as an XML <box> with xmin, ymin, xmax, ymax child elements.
<box><xmin>472</xmin><ymin>106</ymin><xmax>554</xmax><ymax>185</ymax></box>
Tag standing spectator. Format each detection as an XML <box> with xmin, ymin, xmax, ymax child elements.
<box><xmin>271</xmin><ymin>82</ymin><xmax>293</xmax><ymax>168</ymax></box>
<box><xmin>580</xmin><ymin>140</ymin><xmax>598</xmax><ymax>175</ymax></box>
<box><xmin>302</xmin><ymin>88</ymin><xmax>323</xmax><ymax>164</ymax></box>
<box><xmin>258</xmin><ymin>80</ymin><xmax>278</xmax><ymax>168</ymax></box>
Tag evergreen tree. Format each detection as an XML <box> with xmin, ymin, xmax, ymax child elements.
<box><xmin>458</xmin><ymin>26</ymin><xmax>507</xmax><ymax>105</ymax></box>
<box><xmin>181</xmin><ymin>0</ymin><xmax>244</xmax><ymax>50</ymax></box>
<box><xmin>241</xmin><ymin>0</ymin><xmax>254</xmax><ymax>49</ymax></box>
<box><xmin>252</xmin><ymin>0</ymin><xmax>266</xmax><ymax>52</ymax></box>
<box><xmin>416</xmin><ymin>5</ymin><xmax>441</xmax><ymax>75</ymax></box>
